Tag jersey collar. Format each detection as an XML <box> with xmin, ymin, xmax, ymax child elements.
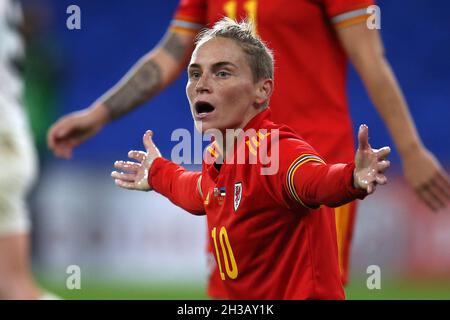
<box><xmin>204</xmin><ymin>108</ymin><xmax>273</xmax><ymax>180</ymax></box>
<box><xmin>242</xmin><ymin>107</ymin><xmax>272</xmax><ymax>131</ymax></box>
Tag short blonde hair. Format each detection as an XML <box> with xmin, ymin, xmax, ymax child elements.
<box><xmin>196</xmin><ymin>17</ymin><xmax>274</xmax><ymax>83</ymax></box>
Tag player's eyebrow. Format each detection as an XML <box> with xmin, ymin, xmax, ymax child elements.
<box><xmin>211</xmin><ymin>61</ymin><xmax>238</xmax><ymax>71</ymax></box>
<box><xmin>188</xmin><ymin>61</ymin><xmax>238</xmax><ymax>71</ymax></box>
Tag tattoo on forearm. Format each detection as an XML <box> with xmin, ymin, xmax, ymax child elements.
<box><xmin>104</xmin><ymin>59</ymin><xmax>162</xmax><ymax>119</ymax></box>
<box><xmin>162</xmin><ymin>32</ymin><xmax>186</xmax><ymax>61</ymax></box>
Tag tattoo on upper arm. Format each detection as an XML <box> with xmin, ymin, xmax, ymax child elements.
<box><xmin>104</xmin><ymin>59</ymin><xmax>162</xmax><ymax>119</ymax></box>
<box><xmin>161</xmin><ymin>32</ymin><xmax>187</xmax><ymax>61</ymax></box>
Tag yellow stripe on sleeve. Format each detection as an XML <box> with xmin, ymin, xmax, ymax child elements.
<box><xmin>169</xmin><ymin>26</ymin><xmax>200</xmax><ymax>35</ymax></box>
<box><xmin>286</xmin><ymin>154</ymin><xmax>325</xmax><ymax>208</ymax></box>
<box><xmin>169</xmin><ymin>18</ymin><xmax>204</xmax><ymax>35</ymax></box>
<box><xmin>331</xmin><ymin>7</ymin><xmax>371</xmax><ymax>29</ymax></box>
<box><xmin>334</xmin><ymin>15</ymin><xmax>370</xmax><ymax>29</ymax></box>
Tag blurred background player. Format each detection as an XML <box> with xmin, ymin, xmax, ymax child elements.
<box><xmin>0</xmin><ymin>0</ymin><xmax>56</xmax><ymax>300</ymax></box>
<box><xmin>47</xmin><ymin>0</ymin><xmax>450</xmax><ymax>296</ymax></box>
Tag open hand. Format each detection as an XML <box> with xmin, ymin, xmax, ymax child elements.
<box><xmin>402</xmin><ymin>147</ymin><xmax>450</xmax><ymax>212</ymax></box>
<box><xmin>47</xmin><ymin>106</ymin><xmax>109</xmax><ymax>159</ymax></box>
<box><xmin>354</xmin><ymin>124</ymin><xmax>391</xmax><ymax>194</ymax></box>
<box><xmin>111</xmin><ymin>130</ymin><xmax>161</xmax><ymax>191</ymax></box>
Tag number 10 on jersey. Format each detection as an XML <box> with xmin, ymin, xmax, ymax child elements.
<box><xmin>211</xmin><ymin>226</ymin><xmax>239</xmax><ymax>280</ymax></box>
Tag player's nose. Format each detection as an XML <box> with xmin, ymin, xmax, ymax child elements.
<box><xmin>195</xmin><ymin>73</ymin><xmax>212</xmax><ymax>94</ymax></box>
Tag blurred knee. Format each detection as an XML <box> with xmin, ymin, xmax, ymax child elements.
<box><xmin>0</xmin><ymin>275</ymin><xmax>40</xmax><ymax>299</ymax></box>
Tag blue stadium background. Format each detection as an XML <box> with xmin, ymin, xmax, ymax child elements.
<box><xmin>33</xmin><ymin>0</ymin><xmax>450</xmax><ymax>164</ymax></box>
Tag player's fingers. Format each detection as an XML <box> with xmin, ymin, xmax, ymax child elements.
<box><xmin>375</xmin><ymin>174</ymin><xmax>387</xmax><ymax>185</ymax></box>
<box><xmin>425</xmin><ymin>173</ymin><xmax>450</xmax><ymax>201</ymax></box>
<box><xmin>60</xmin><ymin>136</ymin><xmax>80</xmax><ymax>154</ymax></box>
<box><xmin>143</xmin><ymin>130</ymin><xmax>160</xmax><ymax>156</ymax></box>
<box><xmin>47</xmin><ymin>125</ymin><xmax>58</xmax><ymax>150</ymax></box>
<box><xmin>52</xmin><ymin>122</ymin><xmax>75</xmax><ymax>147</ymax></box>
<box><xmin>52</xmin><ymin>120</ymin><xmax>69</xmax><ymax>138</ymax></box>
<box><xmin>436</xmin><ymin>172</ymin><xmax>450</xmax><ymax>199</ymax></box>
<box><xmin>49</xmin><ymin>124</ymin><xmax>79</xmax><ymax>158</ymax></box>
<box><xmin>357</xmin><ymin>124</ymin><xmax>370</xmax><ymax>151</ymax></box>
<box><xmin>114</xmin><ymin>161</ymin><xmax>140</xmax><ymax>173</ymax></box>
<box><xmin>143</xmin><ymin>130</ymin><xmax>153</xmax><ymax>148</ymax></box>
<box><xmin>63</xmin><ymin>143</ymin><xmax>76</xmax><ymax>159</ymax></box>
<box><xmin>377</xmin><ymin>160</ymin><xmax>390</xmax><ymax>173</ymax></box>
<box><xmin>375</xmin><ymin>147</ymin><xmax>391</xmax><ymax>160</ymax></box>
<box><xmin>114</xmin><ymin>179</ymin><xmax>137</xmax><ymax>190</ymax></box>
<box><xmin>416</xmin><ymin>189</ymin><xmax>436</xmax><ymax>212</ymax></box>
<box><xmin>416</xmin><ymin>184</ymin><xmax>444</xmax><ymax>212</ymax></box>
<box><xmin>53</xmin><ymin>141</ymin><xmax>76</xmax><ymax>160</ymax></box>
<box><xmin>54</xmin><ymin>145</ymin><xmax>72</xmax><ymax>159</ymax></box>
<box><xmin>357</xmin><ymin>172</ymin><xmax>375</xmax><ymax>190</ymax></box>
<box><xmin>128</xmin><ymin>150</ymin><xmax>146</xmax><ymax>163</ymax></box>
<box><xmin>111</xmin><ymin>171</ymin><xmax>137</xmax><ymax>182</ymax></box>
<box><xmin>47</xmin><ymin>120</ymin><xmax>67</xmax><ymax>143</ymax></box>
<box><xmin>367</xmin><ymin>183</ymin><xmax>376</xmax><ymax>194</ymax></box>
<box><xmin>427</xmin><ymin>179</ymin><xmax>448</xmax><ymax>209</ymax></box>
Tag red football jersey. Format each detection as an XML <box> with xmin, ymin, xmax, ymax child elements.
<box><xmin>150</xmin><ymin>109</ymin><xmax>367</xmax><ymax>299</ymax></box>
<box><xmin>171</xmin><ymin>0</ymin><xmax>374</xmax><ymax>163</ymax></box>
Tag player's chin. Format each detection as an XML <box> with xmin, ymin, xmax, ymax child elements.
<box><xmin>194</xmin><ymin>119</ymin><xmax>222</xmax><ymax>133</ymax></box>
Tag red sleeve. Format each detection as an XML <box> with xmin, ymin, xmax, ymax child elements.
<box><xmin>170</xmin><ymin>0</ymin><xmax>207</xmax><ymax>34</ymax></box>
<box><xmin>293</xmin><ymin>162</ymin><xmax>368</xmax><ymax>208</ymax></box>
<box><xmin>265</xmin><ymin>134</ymin><xmax>366</xmax><ymax>210</ymax></box>
<box><xmin>322</xmin><ymin>0</ymin><xmax>375</xmax><ymax>29</ymax></box>
<box><xmin>148</xmin><ymin>157</ymin><xmax>205</xmax><ymax>215</ymax></box>
<box><xmin>263</xmin><ymin>135</ymin><xmax>325</xmax><ymax>209</ymax></box>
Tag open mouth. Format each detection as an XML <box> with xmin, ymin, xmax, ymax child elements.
<box><xmin>195</xmin><ymin>101</ymin><xmax>215</xmax><ymax>117</ymax></box>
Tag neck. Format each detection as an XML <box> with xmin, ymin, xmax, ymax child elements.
<box><xmin>214</xmin><ymin>107</ymin><xmax>264</xmax><ymax>160</ymax></box>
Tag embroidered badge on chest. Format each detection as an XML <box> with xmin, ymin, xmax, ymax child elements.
<box><xmin>214</xmin><ymin>187</ymin><xmax>226</xmax><ymax>206</ymax></box>
<box><xmin>234</xmin><ymin>182</ymin><xmax>243</xmax><ymax>212</ymax></box>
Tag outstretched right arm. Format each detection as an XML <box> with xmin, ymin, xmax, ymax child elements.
<box><xmin>48</xmin><ymin>30</ymin><xmax>197</xmax><ymax>159</ymax></box>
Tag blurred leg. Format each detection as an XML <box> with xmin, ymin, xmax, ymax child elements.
<box><xmin>0</xmin><ymin>232</ymin><xmax>41</xmax><ymax>299</ymax></box>
<box><xmin>0</xmin><ymin>118</ymin><xmax>41</xmax><ymax>300</ymax></box>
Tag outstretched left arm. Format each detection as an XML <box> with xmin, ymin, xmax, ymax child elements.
<box><xmin>293</xmin><ymin>125</ymin><xmax>390</xmax><ymax>208</ymax></box>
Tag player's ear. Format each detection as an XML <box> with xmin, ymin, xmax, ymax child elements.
<box><xmin>255</xmin><ymin>79</ymin><xmax>274</xmax><ymax>106</ymax></box>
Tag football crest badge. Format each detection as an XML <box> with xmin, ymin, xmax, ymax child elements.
<box><xmin>234</xmin><ymin>182</ymin><xmax>243</xmax><ymax>212</ymax></box>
